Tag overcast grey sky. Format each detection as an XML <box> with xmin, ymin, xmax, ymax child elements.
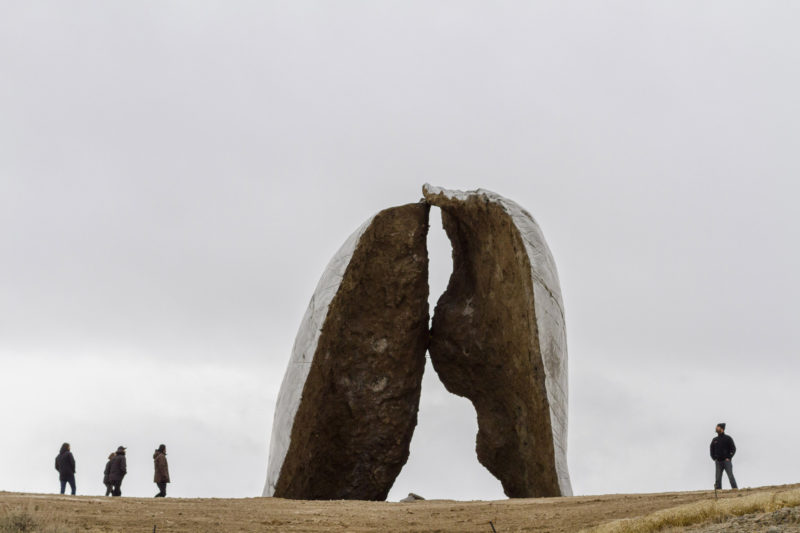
<box><xmin>1</xmin><ymin>1</ymin><xmax>799</xmax><ymax>500</ymax></box>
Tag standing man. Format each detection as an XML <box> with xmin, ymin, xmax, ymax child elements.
<box><xmin>54</xmin><ymin>442</ymin><xmax>76</xmax><ymax>495</ymax></box>
<box><xmin>153</xmin><ymin>444</ymin><xmax>170</xmax><ymax>497</ymax></box>
<box><xmin>108</xmin><ymin>446</ymin><xmax>127</xmax><ymax>496</ymax></box>
<box><xmin>710</xmin><ymin>423</ymin><xmax>738</xmax><ymax>490</ymax></box>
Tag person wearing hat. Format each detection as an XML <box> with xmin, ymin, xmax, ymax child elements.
<box><xmin>153</xmin><ymin>444</ymin><xmax>170</xmax><ymax>497</ymax></box>
<box><xmin>710</xmin><ymin>423</ymin><xmax>738</xmax><ymax>489</ymax></box>
<box><xmin>108</xmin><ymin>446</ymin><xmax>127</xmax><ymax>497</ymax></box>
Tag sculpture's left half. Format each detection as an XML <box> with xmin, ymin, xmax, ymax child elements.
<box><xmin>264</xmin><ymin>202</ymin><xmax>430</xmax><ymax>500</ymax></box>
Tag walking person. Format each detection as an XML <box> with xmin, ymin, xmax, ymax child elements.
<box><xmin>103</xmin><ymin>452</ymin><xmax>115</xmax><ymax>496</ymax></box>
<box><xmin>108</xmin><ymin>446</ymin><xmax>127</xmax><ymax>496</ymax></box>
<box><xmin>55</xmin><ymin>443</ymin><xmax>76</xmax><ymax>495</ymax></box>
<box><xmin>153</xmin><ymin>444</ymin><xmax>170</xmax><ymax>497</ymax></box>
<box><xmin>710</xmin><ymin>423</ymin><xmax>738</xmax><ymax>490</ymax></box>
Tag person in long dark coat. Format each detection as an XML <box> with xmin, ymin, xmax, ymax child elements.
<box><xmin>108</xmin><ymin>446</ymin><xmax>127</xmax><ymax>497</ymax></box>
<box><xmin>54</xmin><ymin>442</ymin><xmax>76</xmax><ymax>495</ymax></box>
<box><xmin>103</xmin><ymin>452</ymin><xmax>115</xmax><ymax>496</ymax></box>
<box><xmin>153</xmin><ymin>444</ymin><xmax>170</xmax><ymax>497</ymax></box>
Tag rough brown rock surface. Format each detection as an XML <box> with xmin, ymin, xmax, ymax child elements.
<box><xmin>423</xmin><ymin>185</ymin><xmax>571</xmax><ymax>498</ymax></box>
<box><xmin>267</xmin><ymin>202</ymin><xmax>430</xmax><ymax>500</ymax></box>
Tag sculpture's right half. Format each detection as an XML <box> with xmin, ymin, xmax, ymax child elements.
<box><xmin>424</xmin><ymin>184</ymin><xmax>572</xmax><ymax>498</ymax></box>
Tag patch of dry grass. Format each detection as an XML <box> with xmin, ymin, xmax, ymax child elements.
<box><xmin>580</xmin><ymin>487</ymin><xmax>800</xmax><ymax>533</ymax></box>
<box><xmin>0</xmin><ymin>503</ymin><xmax>75</xmax><ymax>533</ymax></box>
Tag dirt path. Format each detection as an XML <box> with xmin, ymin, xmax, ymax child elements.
<box><xmin>2</xmin><ymin>485</ymin><xmax>798</xmax><ymax>533</ymax></box>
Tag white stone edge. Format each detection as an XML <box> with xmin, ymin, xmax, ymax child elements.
<box><xmin>422</xmin><ymin>184</ymin><xmax>573</xmax><ymax>496</ymax></box>
<box><xmin>263</xmin><ymin>215</ymin><xmax>376</xmax><ymax>497</ymax></box>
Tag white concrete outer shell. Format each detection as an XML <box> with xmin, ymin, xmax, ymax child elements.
<box><xmin>263</xmin><ymin>216</ymin><xmax>375</xmax><ymax>497</ymax></box>
<box><xmin>423</xmin><ymin>184</ymin><xmax>572</xmax><ymax>497</ymax></box>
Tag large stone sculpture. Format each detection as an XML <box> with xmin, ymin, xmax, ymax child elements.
<box><xmin>264</xmin><ymin>202</ymin><xmax>430</xmax><ymax>500</ymax></box>
<box><xmin>265</xmin><ymin>186</ymin><xmax>571</xmax><ymax>500</ymax></box>
<box><xmin>423</xmin><ymin>185</ymin><xmax>572</xmax><ymax>498</ymax></box>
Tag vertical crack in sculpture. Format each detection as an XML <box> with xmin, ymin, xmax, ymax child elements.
<box><xmin>423</xmin><ymin>184</ymin><xmax>572</xmax><ymax>498</ymax></box>
<box><xmin>264</xmin><ymin>202</ymin><xmax>431</xmax><ymax>500</ymax></box>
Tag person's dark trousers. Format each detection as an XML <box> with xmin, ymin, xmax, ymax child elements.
<box><xmin>111</xmin><ymin>480</ymin><xmax>123</xmax><ymax>497</ymax></box>
<box><xmin>715</xmin><ymin>459</ymin><xmax>738</xmax><ymax>489</ymax></box>
<box><xmin>60</xmin><ymin>475</ymin><xmax>76</xmax><ymax>495</ymax></box>
<box><xmin>155</xmin><ymin>482</ymin><xmax>167</xmax><ymax>497</ymax></box>
<box><xmin>104</xmin><ymin>482</ymin><xmax>113</xmax><ymax>496</ymax></box>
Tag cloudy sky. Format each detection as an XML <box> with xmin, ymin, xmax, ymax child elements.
<box><xmin>2</xmin><ymin>2</ymin><xmax>799</xmax><ymax>500</ymax></box>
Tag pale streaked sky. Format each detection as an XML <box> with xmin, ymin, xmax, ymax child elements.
<box><xmin>1</xmin><ymin>1</ymin><xmax>799</xmax><ymax>500</ymax></box>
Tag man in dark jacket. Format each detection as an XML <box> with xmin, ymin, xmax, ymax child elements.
<box><xmin>153</xmin><ymin>444</ymin><xmax>170</xmax><ymax>497</ymax></box>
<box><xmin>108</xmin><ymin>446</ymin><xmax>127</xmax><ymax>497</ymax></box>
<box><xmin>710</xmin><ymin>423</ymin><xmax>738</xmax><ymax>489</ymax></box>
<box><xmin>54</xmin><ymin>442</ymin><xmax>76</xmax><ymax>495</ymax></box>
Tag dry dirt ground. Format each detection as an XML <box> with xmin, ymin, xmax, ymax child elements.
<box><xmin>2</xmin><ymin>485</ymin><xmax>798</xmax><ymax>533</ymax></box>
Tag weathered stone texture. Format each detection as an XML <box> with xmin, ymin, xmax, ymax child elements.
<box><xmin>264</xmin><ymin>202</ymin><xmax>430</xmax><ymax>500</ymax></box>
<box><xmin>423</xmin><ymin>184</ymin><xmax>572</xmax><ymax>498</ymax></box>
